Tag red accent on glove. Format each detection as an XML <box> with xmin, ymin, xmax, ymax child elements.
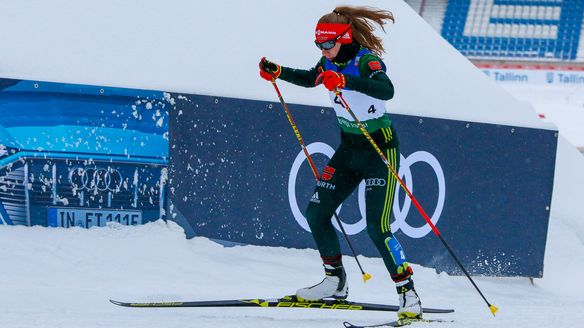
<box><xmin>260</xmin><ymin>70</ymin><xmax>274</xmax><ymax>81</ymax></box>
<box><xmin>316</xmin><ymin>70</ymin><xmax>346</xmax><ymax>91</ymax></box>
<box><xmin>259</xmin><ymin>57</ymin><xmax>281</xmax><ymax>81</ymax></box>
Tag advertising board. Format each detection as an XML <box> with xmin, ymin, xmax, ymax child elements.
<box><xmin>169</xmin><ymin>93</ymin><xmax>557</xmax><ymax>277</ymax></box>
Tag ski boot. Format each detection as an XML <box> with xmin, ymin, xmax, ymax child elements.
<box><xmin>296</xmin><ymin>264</ymin><xmax>348</xmax><ymax>301</ymax></box>
<box><xmin>397</xmin><ymin>287</ymin><xmax>423</xmax><ymax>319</ymax></box>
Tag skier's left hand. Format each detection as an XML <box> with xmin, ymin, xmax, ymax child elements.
<box><xmin>316</xmin><ymin>70</ymin><xmax>346</xmax><ymax>91</ymax></box>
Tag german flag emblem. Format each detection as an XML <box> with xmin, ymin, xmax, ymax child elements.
<box><xmin>368</xmin><ymin>61</ymin><xmax>382</xmax><ymax>71</ymax></box>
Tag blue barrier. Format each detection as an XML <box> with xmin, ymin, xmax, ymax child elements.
<box><xmin>0</xmin><ymin>78</ymin><xmax>169</xmax><ymax>227</ymax></box>
<box><xmin>169</xmin><ymin>93</ymin><xmax>557</xmax><ymax>278</ymax></box>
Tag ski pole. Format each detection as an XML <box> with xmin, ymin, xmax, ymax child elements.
<box><xmin>270</xmin><ymin>79</ymin><xmax>372</xmax><ymax>283</ymax></box>
<box><xmin>334</xmin><ymin>90</ymin><xmax>498</xmax><ymax>316</ymax></box>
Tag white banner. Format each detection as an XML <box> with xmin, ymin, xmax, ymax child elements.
<box><xmin>479</xmin><ymin>67</ymin><xmax>584</xmax><ymax>86</ymax></box>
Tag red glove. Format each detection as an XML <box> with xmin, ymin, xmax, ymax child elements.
<box><xmin>259</xmin><ymin>57</ymin><xmax>282</xmax><ymax>81</ymax></box>
<box><xmin>315</xmin><ymin>70</ymin><xmax>346</xmax><ymax>91</ymax></box>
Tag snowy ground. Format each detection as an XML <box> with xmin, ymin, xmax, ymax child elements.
<box><xmin>1</xmin><ymin>203</ymin><xmax>583</xmax><ymax>328</ymax></box>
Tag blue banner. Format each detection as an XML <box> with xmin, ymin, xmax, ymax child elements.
<box><xmin>0</xmin><ymin>78</ymin><xmax>169</xmax><ymax>227</ymax></box>
<box><xmin>169</xmin><ymin>93</ymin><xmax>557</xmax><ymax>278</ymax></box>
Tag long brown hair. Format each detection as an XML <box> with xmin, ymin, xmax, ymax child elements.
<box><xmin>318</xmin><ymin>6</ymin><xmax>394</xmax><ymax>56</ymax></box>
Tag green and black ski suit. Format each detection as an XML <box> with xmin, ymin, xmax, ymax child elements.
<box><xmin>279</xmin><ymin>47</ymin><xmax>414</xmax><ymax>290</ymax></box>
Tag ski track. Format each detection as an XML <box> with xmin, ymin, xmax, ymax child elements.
<box><xmin>1</xmin><ymin>216</ymin><xmax>583</xmax><ymax>328</ymax></box>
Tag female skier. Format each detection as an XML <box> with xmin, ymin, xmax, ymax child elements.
<box><xmin>259</xmin><ymin>6</ymin><xmax>422</xmax><ymax>319</ymax></box>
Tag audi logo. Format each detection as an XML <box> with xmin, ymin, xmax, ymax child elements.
<box><xmin>365</xmin><ymin>178</ymin><xmax>387</xmax><ymax>187</ymax></box>
<box><xmin>69</xmin><ymin>167</ymin><xmax>123</xmax><ymax>192</ymax></box>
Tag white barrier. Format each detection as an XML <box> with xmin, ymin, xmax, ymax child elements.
<box><xmin>476</xmin><ymin>64</ymin><xmax>584</xmax><ymax>86</ymax></box>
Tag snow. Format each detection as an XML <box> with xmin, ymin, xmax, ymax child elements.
<box><xmin>1</xmin><ymin>0</ymin><xmax>584</xmax><ymax>327</ymax></box>
<box><xmin>0</xmin><ymin>219</ymin><xmax>582</xmax><ymax>328</ymax></box>
<box><xmin>503</xmin><ymin>84</ymin><xmax>584</xmax><ymax>147</ymax></box>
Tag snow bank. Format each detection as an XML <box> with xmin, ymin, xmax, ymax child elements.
<box><xmin>0</xmin><ymin>219</ymin><xmax>583</xmax><ymax>328</ymax></box>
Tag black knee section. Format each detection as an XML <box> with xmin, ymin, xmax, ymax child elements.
<box><xmin>366</xmin><ymin>224</ymin><xmax>387</xmax><ymax>250</ymax></box>
<box><xmin>305</xmin><ymin>201</ymin><xmax>334</xmax><ymax>229</ymax></box>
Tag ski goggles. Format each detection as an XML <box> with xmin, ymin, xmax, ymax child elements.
<box><xmin>315</xmin><ymin>39</ymin><xmax>338</xmax><ymax>50</ymax></box>
<box><xmin>314</xmin><ymin>23</ymin><xmax>352</xmax><ymax>50</ymax></box>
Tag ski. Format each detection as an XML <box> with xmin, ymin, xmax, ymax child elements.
<box><xmin>343</xmin><ymin>318</ymin><xmax>451</xmax><ymax>328</ymax></box>
<box><xmin>110</xmin><ymin>295</ymin><xmax>454</xmax><ymax>314</ymax></box>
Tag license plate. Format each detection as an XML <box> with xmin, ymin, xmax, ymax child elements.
<box><xmin>47</xmin><ymin>207</ymin><xmax>143</xmax><ymax>228</ymax></box>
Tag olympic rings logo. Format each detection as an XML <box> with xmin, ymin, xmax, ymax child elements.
<box><xmin>69</xmin><ymin>167</ymin><xmax>123</xmax><ymax>193</ymax></box>
<box><xmin>288</xmin><ymin>142</ymin><xmax>446</xmax><ymax>239</ymax></box>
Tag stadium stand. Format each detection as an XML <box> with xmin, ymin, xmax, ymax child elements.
<box><xmin>407</xmin><ymin>0</ymin><xmax>584</xmax><ymax>63</ymax></box>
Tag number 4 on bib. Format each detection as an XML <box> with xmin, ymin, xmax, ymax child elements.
<box><xmin>334</xmin><ymin>95</ymin><xmax>346</xmax><ymax>108</ymax></box>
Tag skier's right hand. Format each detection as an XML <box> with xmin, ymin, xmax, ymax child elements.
<box><xmin>259</xmin><ymin>57</ymin><xmax>282</xmax><ymax>81</ymax></box>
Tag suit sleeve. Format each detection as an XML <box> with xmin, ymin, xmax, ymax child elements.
<box><xmin>343</xmin><ymin>54</ymin><xmax>394</xmax><ymax>100</ymax></box>
<box><xmin>278</xmin><ymin>58</ymin><xmax>325</xmax><ymax>88</ymax></box>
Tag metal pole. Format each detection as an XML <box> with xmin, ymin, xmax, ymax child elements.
<box><xmin>24</xmin><ymin>163</ymin><xmax>31</xmax><ymax>226</ymax></box>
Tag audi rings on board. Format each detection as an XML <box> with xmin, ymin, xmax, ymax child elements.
<box><xmin>69</xmin><ymin>167</ymin><xmax>123</xmax><ymax>192</ymax></box>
